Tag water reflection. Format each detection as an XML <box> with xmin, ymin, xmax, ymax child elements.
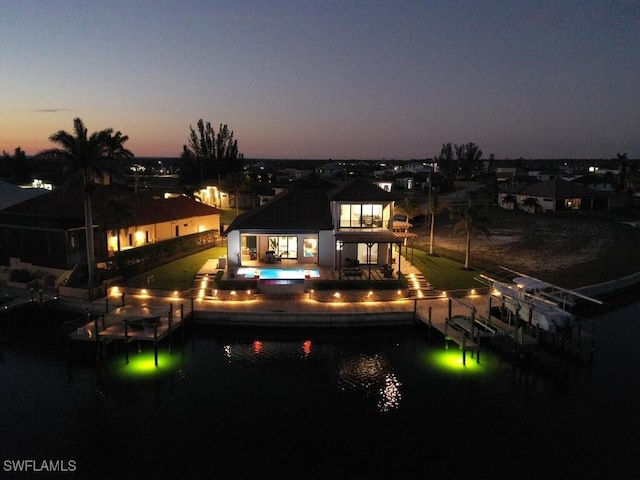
<box><xmin>378</xmin><ymin>373</ymin><xmax>402</xmax><ymax>412</ymax></box>
<box><xmin>221</xmin><ymin>338</ymin><xmax>318</xmax><ymax>364</ymax></box>
<box><xmin>3</xmin><ymin>307</ymin><xmax>637</xmax><ymax>479</ymax></box>
<box><xmin>339</xmin><ymin>354</ymin><xmax>402</xmax><ymax>412</ymax></box>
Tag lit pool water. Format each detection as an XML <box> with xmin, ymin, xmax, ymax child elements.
<box><xmin>236</xmin><ymin>267</ymin><xmax>320</xmax><ymax>279</ymax></box>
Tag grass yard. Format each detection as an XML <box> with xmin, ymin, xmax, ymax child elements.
<box><xmin>403</xmin><ymin>248</ymin><xmax>487</xmax><ymax>291</ymax></box>
<box><xmin>122</xmin><ymin>246</ymin><xmax>227</xmax><ymax>290</ymax></box>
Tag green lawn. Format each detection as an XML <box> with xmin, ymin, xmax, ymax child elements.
<box><xmin>122</xmin><ymin>246</ymin><xmax>227</xmax><ymax>290</ymax></box>
<box><xmin>121</xmin><ymin>245</ymin><xmax>483</xmax><ymax>292</ymax></box>
<box><xmin>402</xmin><ymin>248</ymin><xmax>486</xmax><ymax>291</ymax></box>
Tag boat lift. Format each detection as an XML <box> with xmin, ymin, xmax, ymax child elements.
<box><xmin>476</xmin><ymin>268</ymin><xmax>600</xmax><ymax>360</ymax></box>
<box><xmin>479</xmin><ymin>266</ymin><xmax>604</xmax><ymax>310</ymax></box>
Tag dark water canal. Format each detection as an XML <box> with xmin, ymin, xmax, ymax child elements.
<box><xmin>1</xmin><ymin>301</ymin><xmax>639</xmax><ymax>479</ymax></box>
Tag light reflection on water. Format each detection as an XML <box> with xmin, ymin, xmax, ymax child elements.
<box><xmin>338</xmin><ymin>354</ymin><xmax>403</xmax><ymax>412</ymax></box>
<box><xmin>2</xmin><ymin>306</ymin><xmax>640</xmax><ymax>479</ymax></box>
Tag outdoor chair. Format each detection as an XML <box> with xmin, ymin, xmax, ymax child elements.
<box><xmin>380</xmin><ymin>264</ymin><xmax>394</xmax><ymax>278</ymax></box>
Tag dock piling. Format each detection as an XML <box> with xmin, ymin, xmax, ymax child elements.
<box><xmin>124</xmin><ymin>319</ymin><xmax>129</xmax><ymax>364</ymax></box>
<box><xmin>153</xmin><ymin>321</ymin><xmax>158</xmax><ymax>367</ymax></box>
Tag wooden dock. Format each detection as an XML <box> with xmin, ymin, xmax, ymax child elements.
<box><xmin>414</xmin><ymin>294</ymin><xmax>547</xmax><ymax>364</ymax></box>
<box><xmin>1</xmin><ymin>288</ymin><xmax>58</xmax><ymax>314</ymax></box>
<box><xmin>416</xmin><ymin>304</ymin><xmax>480</xmax><ymax>365</ymax></box>
<box><xmin>67</xmin><ymin>302</ymin><xmax>190</xmax><ymax>364</ymax></box>
<box><xmin>68</xmin><ymin>304</ymin><xmax>186</xmax><ymax>342</ymax></box>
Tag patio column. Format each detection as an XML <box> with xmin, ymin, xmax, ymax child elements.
<box><xmin>336</xmin><ymin>239</ymin><xmax>343</xmax><ymax>279</ymax></box>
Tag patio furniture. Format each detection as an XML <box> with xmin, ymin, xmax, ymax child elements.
<box><xmin>380</xmin><ymin>264</ymin><xmax>394</xmax><ymax>278</ymax></box>
<box><xmin>344</xmin><ymin>267</ymin><xmax>363</xmax><ymax>277</ymax></box>
<box><xmin>345</xmin><ymin>258</ymin><xmax>360</xmax><ymax>268</ymax></box>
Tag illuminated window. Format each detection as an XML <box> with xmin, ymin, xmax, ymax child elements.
<box><xmin>357</xmin><ymin>243</ymin><xmax>378</xmax><ymax>264</ymax></box>
<box><xmin>339</xmin><ymin>204</ymin><xmax>386</xmax><ymax>228</ymax></box>
<box><xmin>303</xmin><ymin>238</ymin><xmax>317</xmax><ymax>258</ymax></box>
<box><xmin>565</xmin><ymin>198</ymin><xmax>581</xmax><ymax>209</ymax></box>
<box><xmin>268</xmin><ymin>236</ymin><xmax>297</xmax><ymax>259</ymax></box>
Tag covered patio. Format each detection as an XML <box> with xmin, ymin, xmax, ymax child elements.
<box><xmin>334</xmin><ymin>230</ymin><xmax>416</xmax><ymax>280</ymax></box>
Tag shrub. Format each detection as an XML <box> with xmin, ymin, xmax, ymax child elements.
<box><xmin>10</xmin><ymin>268</ymin><xmax>35</xmax><ymax>283</ymax></box>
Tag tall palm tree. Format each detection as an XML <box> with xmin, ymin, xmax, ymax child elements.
<box><xmin>617</xmin><ymin>152</ymin><xmax>628</xmax><ymax>193</ymax></box>
<box><xmin>394</xmin><ymin>195</ymin><xmax>423</xmax><ymax>222</ymax></box>
<box><xmin>105</xmin><ymin>130</ymin><xmax>134</xmax><ymax>182</ymax></box>
<box><xmin>451</xmin><ymin>201</ymin><xmax>490</xmax><ymax>269</ymax></box>
<box><xmin>102</xmin><ymin>194</ymin><xmax>134</xmax><ymax>252</ymax></box>
<box><xmin>427</xmin><ymin>191</ymin><xmax>450</xmax><ymax>255</ymax></box>
<box><xmin>224</xmin><ymin>170</ymin><xmax>249</xmax><ymax>217</ymax></box>
<box><xmin>39</xmin><ymin>118</ymin><xmax>132</xmax><ymax>285</ymax></box>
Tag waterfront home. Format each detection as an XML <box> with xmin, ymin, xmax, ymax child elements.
<box><xmin>0</xmin><ymin>183</ymin><xmax>221</xmax><ymax>271</ymax></box>
<box><xmin>224</xmin><ymin>177</ymin><xmax>409</xmax><ymax>274</ymax></box>
<box><xmin>498</xmin><ymin>178</ymin><xmax>610</xmax><ymax>213</ymax></box>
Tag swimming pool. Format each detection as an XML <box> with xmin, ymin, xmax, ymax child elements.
<box><xmin>236</xmin><ymin>267</ymin><xmax>320</xmax><ymax>280</ymax></box>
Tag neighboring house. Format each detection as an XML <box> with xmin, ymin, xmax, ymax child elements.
<box><xmin>571</xmin><ymin>175</ymin><xmax>615</xmax><ymax>192</ymax></box>
<box><xmin>0</xmin><ymin>183</ymin><xmax>221</xmax><ymax>270</ymax></box>
<box><xmin>498</xmin><ymin>179</ymin><xmax>610</xmax><ymax>213</ymax></box>
<box><xmin>0</xmin><ymin>180</ymin><xmax>48</xmax><ymax>210</ymax></box>
<box><xmin>224</xmin><ymin>177</ymin><xmax>405</xmax><ymax>272</ymax></box>
<box><xmin>103</xmin><ymin>192</ymin><xmax>221</xmax><ymax>256</ymax></box>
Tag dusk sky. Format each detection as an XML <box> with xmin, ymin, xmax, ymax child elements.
<box><xmin>1</xmin><ymin>0</ymin><xmax>638</xmax><ymax>160</ymax></box>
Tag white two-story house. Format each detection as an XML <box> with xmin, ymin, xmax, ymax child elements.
<box><xmin>224</xmin><ymin>177</ymin><xmax>405</xmax><ymax>275</ymax></box>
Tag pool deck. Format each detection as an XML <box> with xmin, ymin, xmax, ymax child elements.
<box><xmin>3</xmin><ymin>255</ymin><xmax>598</xmax><ymax>362</ymax></box>
<box><xmin>49</xmin><ymin>256</ymin><xmax>489</xmax><ymax>330</ymax></box>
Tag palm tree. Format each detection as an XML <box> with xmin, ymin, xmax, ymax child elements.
<box><xmin>427</xmin><ymin>191</ymin><xmax>451</xmax><ymax>255</ymax></box>
<box><xmin>224</xmin><ymin>170</ymin><xmax>249</xmax><ymax>217</ymax></box>
<box><xmin>617</xmin><ymin>152</ymin><xmax>628</xmax><ymax>193</ymax></box>
<box><xmin>102</xmin><ymin>194</ymin><xmax>134</xmax><ymax>253</ymax></box>
<box><xmin>39</xmin><ymin>118</ymin><xmax>132</xmax><ymax>285</ymax></box>
<box><xmin>451</xmin><ymin>201</ymin><xmax>490</xmax><ymax>269</ymax></box>
<box><xmin>522</xmin><ymin>197</ymin><xmax>540</xmax><ymax>214</ymax></box>
<box><xmin>394</xmin><ymin>195</ymin><xmax>423</xmax><ymax>222</ymax></box>
<box><xmin>501</xmin><ymin>194</ymin><xmax>518</xmax><ymax>210</ymax></box>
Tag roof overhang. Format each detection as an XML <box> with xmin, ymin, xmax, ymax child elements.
<box><xmin>225</xmin><ymin>228</ymin><xmax>324</xmax><ymax>236</ymax></box>
<box><xmin>335</xmin><ymin>230</ymin><xmax>404</xmax><ymax>244</ymax></box>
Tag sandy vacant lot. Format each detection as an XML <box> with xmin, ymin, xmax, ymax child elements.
<box><xmin>410</xmin><ymin>206</ymin><xmax>640</xmax><ymax>289</ymax></box>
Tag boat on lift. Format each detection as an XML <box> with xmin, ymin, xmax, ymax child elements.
<box><xmin>492</xmin><ymin>281</ymin><xmax>575</xmax><ymax>333</ymax></box>
<box><xmin>512</xmin><ymin>276</ymin><xmax>576</xmax><ymax>309</ymax></box>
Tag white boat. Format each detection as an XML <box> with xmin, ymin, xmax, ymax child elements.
<box><xmin>512</xmin><ymin>276</ymin><xmax>576</xmax><ymax>309</ymax></box>
<box><xmin>493</xmin><ymin>281</ymin><xmax>575</xmax><ymax>333</ymax></box>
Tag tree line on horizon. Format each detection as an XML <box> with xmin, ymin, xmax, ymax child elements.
<box><xmin>0</xmin><ymin>117</ymin><xmax>247</xmax><ymax>286</ymax></box>
<box><xmin>0</xmin><ymin>116</ymin><xmax>635</xmax><ymax>286</ymax></box>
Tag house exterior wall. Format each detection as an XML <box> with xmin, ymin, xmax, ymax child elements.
<box><xmin>106</xmin><ymin>214</ymin><xmax>221</xmax><ymax>256</ymax></box>
<box><xmin>519</xmin><ymin>195</ymin><xmax>555</xmax><ymax>212</ymax></box>
<box><xmin>226</xmin><ymin>230</ymin><xmax>241</xmax><ymax>267</ymax></box>
<box><xmin>228</xmin><ymin>230</ymin><xmax>334</xmax><ymax>267</ymax></box>
<box><xmin>317</xmin><ymin>230</ymin><xmax>334</xmax><ymax>267</ymax></box>
<box><xmin>0</xmin><ymin>225</ymin><xmax>103</xmax><ymax>270</ymax></box>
